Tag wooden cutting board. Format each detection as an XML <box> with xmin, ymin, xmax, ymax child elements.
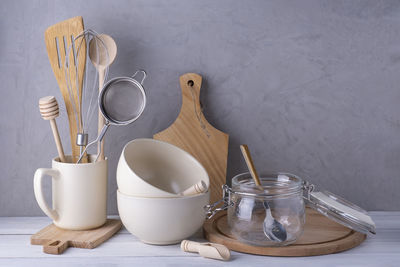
<box><xmin>31</xmin><ymin>219</ymin><xmax>122</xmax><ymax>254</ymax></box>
<box><xmin>154</xmin><ymin>73</ymin><xmax>229</xmax><ymax>203</ymax></box>
<box><xmin>203</xmin><ymin>209</ymin><xmax>366</xmax><ymax>257</ymax></box>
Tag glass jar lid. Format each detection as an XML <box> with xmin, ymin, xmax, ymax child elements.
<box><xmin>304</xmin><ymin>183</ymin><xmax>376</xmax><ymax>234</ymax></box>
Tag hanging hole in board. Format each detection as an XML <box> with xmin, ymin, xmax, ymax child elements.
<box><xmin>187</xmin><ymin>80</ymin><xmax>194</xmax><ymax>87</ymax></box>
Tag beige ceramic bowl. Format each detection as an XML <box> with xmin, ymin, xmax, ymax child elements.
<box><xmin>117</xmin><ymin>189</ymin><xmax>209</xmax><ymax>244</ymax></box>
<box><xmin>117</xmin><ymin>138</ymin><xmax>209</xmax><ymax>197</ymax></box>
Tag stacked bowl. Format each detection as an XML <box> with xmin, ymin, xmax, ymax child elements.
<box><xmin>116</xmin><ymin>138</ymin><xmax>210</xmax><ymax>245</ymax></box>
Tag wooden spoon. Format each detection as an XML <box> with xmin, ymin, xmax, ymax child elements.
<box><xmin>89</xmin><ymin>34</ymin><xmax>117</xmax><ymax>161</ymax></box>
<box><xmin>240</xmin><ymin>145</ymin><xmax>261</xmax><ymax>186</ymax></box>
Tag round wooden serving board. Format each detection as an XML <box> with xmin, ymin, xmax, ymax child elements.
<box><xmin>203</xmin><ymin>208</ymin><xmax>366</xmax><ymax>257</ymax></box>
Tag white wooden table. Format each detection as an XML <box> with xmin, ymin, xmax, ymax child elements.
<box><xmin>0</xmin><ymin>212</ymin><xmax>399</xmax><ymax>267</ymax></box>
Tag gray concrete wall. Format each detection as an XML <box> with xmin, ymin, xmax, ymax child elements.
<box><xmin>1</xmin><ymin>0</ymin><xmax>399</xmax><ymax>216</ymax></box>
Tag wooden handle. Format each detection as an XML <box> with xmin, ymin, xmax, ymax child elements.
<box><xmin>98</xmin><ymin>68</ymin><xmax>105</xmax><ymax>160</ymax></box>
<box><xmin>180</xmin><ymin>180</ymin><xmax>208</xmax><ymax>196</ymax></box>
<box><xmin>181</xmin><ymin>240</ymin><xmax>230</xmax><ymax>261</ymax></box>
<box><xmin>43</xmin><ymin>240</ymin><xmax>69</xmax><ymax>254</ymax></box>
<box><xmin>39</xmin><ymin>96</ymin><xmax>66</xmax><ymax>162</ymax></box>
<box><xmin>179</xmin><ymin>73</ymin><xmax>203</xmax><ymax>118</ymax></box>
<box><xmin>49</xmin><ymin>120</ymin><xmax>66</xmax><ymax>163</ymax></box>
<box><xmin>240</xmin><ymin>144</ymin><xmax>261</xmax><ymax>186</ymax></box>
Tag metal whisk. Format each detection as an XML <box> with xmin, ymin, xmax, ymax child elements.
<box><xmin>64</xmin><ymin>29</ymin><xmax>110</xmax><ymax>161</ymax></box>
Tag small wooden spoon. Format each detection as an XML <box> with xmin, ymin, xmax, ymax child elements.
<box><xmin>240</xmin><ymin>144</ymin><xmax>287</xmax><ymax>242</ymax></box>
<box><xmin>240</xmin><ymin>144</ymin><xmax>261</xmax><ymax>186</ymax></box>
<box><xmin>89</xmin><ymin>34</ymin><xmax>117</xmax><ymax>160</ymax></box>
<box><xmin>39</xmin><ymin>96</ymin><xmax>66</xmax><ymax>163</ymax></box>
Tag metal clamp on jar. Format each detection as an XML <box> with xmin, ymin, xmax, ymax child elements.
<box><xmin>205</xmin><ymin>172</ymin><xmax>375</xmax><ymax>247</ymax></box>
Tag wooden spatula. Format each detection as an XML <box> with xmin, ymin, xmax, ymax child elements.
<box><xmin>154</xmin><ymin>73</ymin><xmax>229</xmax><ymax>203</ymax></box>
<box><xmin>44</xmin><ymin>16</ymin><xmax>86</xmax><ymax>161</ymax></box>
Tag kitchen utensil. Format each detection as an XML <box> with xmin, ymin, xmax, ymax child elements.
<box><xmin>117</xmin><ymin>190</ymin><xmax>209</xmax><ymax>245</ymax></box>
<box><xmin>154</xmin><ymin>73</ymin><xmax>229</xmax><ymax>203</ymax></box>
<box><xmin>64</xmin><ymin>29</ymin><xmax>110</xmax><ymax>164</ymax></box>
<box><xmin>181</xmin><ymin>240</ymin><xmax>230</xmax><ymax>261</ymax></box>
<box><xmin>240</xmin><ymin>145</ymin><xmax>287</xmax><ymax>242</ymax></box>
<box><xmin>117</xmin><ymin>138</ymin><xmax>209</xmax><ymax>197</ymax></box>
<box><xmin>203</xmin><ymin>209</ymin><xmax>366</xmax><ymax>257</ymax></box>
<box><xmin>31</xmin><ymin>219</ymin><xmax>121</xmax><ymax>255</ymax></box>
<box><xmin>44</xmin><ymin>16</ymin><xmax>86</xmax><ymax>160</ymax></box>
<box><xmin>39</xmin><ymin>96</ymin><xmax>66</xmax><ymax>163</ymax></box>
<box><xmin>239</xmin><ymin>145</ymin><xmax>261</xmax><ymax>185</ymax></box>
<box><xmin>89</xmin><ymin>34</ymin><xmax>117</xmax><ymax>160</ymax></box>
<box><xmin>180</xmin><ymin>180</ymin><xmax>208</xmax><ymax>196</ymax></box>
<box><xmin>77</xmin><ymin>70</ymin><xmax>147</xmax><ymax>163</ymax></box>
<box><xmin>34</xmin><ymin>155</ymin><xmax>107</xmax><ymax>230</ymax></box>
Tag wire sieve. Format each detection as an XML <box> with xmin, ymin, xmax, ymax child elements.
<box><xmin>77</xmin><ymin>70</ymin><xmax>147</xmax><ymax>163</ymax></box>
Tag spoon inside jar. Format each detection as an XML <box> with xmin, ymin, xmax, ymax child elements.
<box><xmin>240</xmin><ymin>145</ymin><xmax>287</xmax><ymax>242</ymax></box>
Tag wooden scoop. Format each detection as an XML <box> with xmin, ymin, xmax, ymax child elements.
<box><xmin>44</xmin><ymin>17</ymin><xmax>86</xmax><ymax>161</ymax></box>
<box><xmin>181</xmin><ymin>240</ymin><xmax>230</xmax><ymax>261</ymax></box>
<box><xmin>39</xmin><ymin>96</ymin><xmax>66</xmax><ymax>163</ymax></box>
<box><xmin>179</xmin><ymin>180</ymin><xmax>208</xmax><ymax>196</ymax></box>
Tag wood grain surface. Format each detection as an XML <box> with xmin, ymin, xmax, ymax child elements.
<box><xmin>44</xmin><ymin>17</ymin><xmax>86</xmax><ymax>160</ymax></box>
<box><xmin>203</xmin><ymin>208</ymin><xmax>366</xmax><ymax>256</ymax></box>
<box><xmin>31</xmin><ymin>219</ymin><xmax>122</xmax><ymax>254</ymax></box>
<box><xmin>0</xmin><ymin>212</ymin><xmax>397</xmax><ymax>266</ymax></box>
<box><xmin>154</xmin><ymin>73</ymin><xmax>229</xmax><ymax>203</ymax></box>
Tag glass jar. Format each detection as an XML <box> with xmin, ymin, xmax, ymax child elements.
<box><xmin>205</xmin><ymin>172</ymin><xmax>304</xmax><ymax>246</ymax></box>
<box><xmin>228</xmin><ymin>172</ymin><xmax>305</xmax><ymax>246</ymax></box>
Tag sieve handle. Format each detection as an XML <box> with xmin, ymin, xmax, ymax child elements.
<box><xmin>132</xmin><ymin>70</ymin><xmax>147</xmax><ymax>85</ymax></box>
<box><xmin>76</xmin><ymin>123</ymin><xmax>110</xmax><ymax>163</ymax></box>
<box><xmin>94</xmin><ymin>123</ymin><xmax>110</xmax><ymax>162</ymax></box>
<box><xmin>96</xmin><ymin>123</ymin><xmax>110</xmax><ymax>146</ymax></box>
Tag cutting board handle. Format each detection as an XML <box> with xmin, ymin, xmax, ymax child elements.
<box><xmin>43</xmin><ymin>240</ymin><xmax>69</xmax><ymax>254</ymax></box>
<box><xmin>179</xmin><ymin>73</ymin><xmax>203</xmax><ymax>119</ymax></box>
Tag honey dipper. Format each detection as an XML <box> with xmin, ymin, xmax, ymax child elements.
<box><xmin>39</xmin><ymin>96</ymin><xmax>66</xmax><ymax>163</ymax></box>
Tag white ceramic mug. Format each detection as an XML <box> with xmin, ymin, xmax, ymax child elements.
<box><xmin>34</xmin><ymin>155</ymin><xmax>107</xmax><ymax>230</ymax></box>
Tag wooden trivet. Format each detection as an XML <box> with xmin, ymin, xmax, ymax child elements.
<box><xmin>31</xmin><ymin>219</ymin><xmax>122</xmax><ymax>254</ymax></box>
<box><xmin>203</xmin><ymin>209</ymin><xmax>366</xmax><ymax>257</ymax></box>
